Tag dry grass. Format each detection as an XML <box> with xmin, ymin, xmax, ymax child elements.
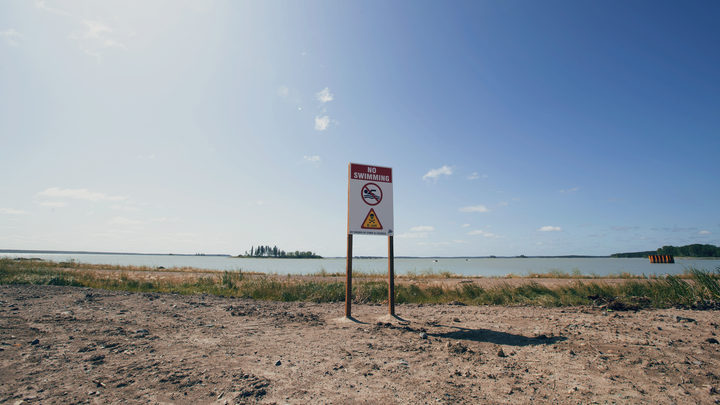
<box><xmin>2</xmin><ymin>258</ymin><xmax>719</xmax><ymax>308</ymax></box>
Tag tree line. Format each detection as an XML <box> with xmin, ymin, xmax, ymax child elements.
<box><xmin>240</xmin><ymin>245</ymin><xmax>322</xmax><ymax>259</ymax></box>
<box><xmin>611</xmin><ymin>244</ymin><xmax>720</xmax><ymax>258</ymax></box>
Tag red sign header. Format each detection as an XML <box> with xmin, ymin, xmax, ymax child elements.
<box><xmin>350</xmin><ymin>164</ymin><xmax>392</xmax><ymax>183</ymax></box>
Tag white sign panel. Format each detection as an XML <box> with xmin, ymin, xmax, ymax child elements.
<box><xmin>348</xmin><ymin>163</ymin><xmax>394</xmax><ymax>236</ymax></box>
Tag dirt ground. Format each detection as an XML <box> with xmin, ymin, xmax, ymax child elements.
<box><xmin>1</xmin><ymin>284</ymin><xmax>719</xmax><ymax>404</ymax></box>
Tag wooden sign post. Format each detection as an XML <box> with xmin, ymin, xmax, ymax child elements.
<box><xmin>346</xmin><ymin>163</ymin><xmax>394</xmax><ymax>318</ymax></box>
<box><xmin>388</xmin><ymin>235</ymin><xmax>395</xmax><ymax>315</ymax></box>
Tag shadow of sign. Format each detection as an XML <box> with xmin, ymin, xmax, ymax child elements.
<box><xmin>429</xmin><ymin>325</ymin><xmax>567</xmax><ymax>347</ymax></box>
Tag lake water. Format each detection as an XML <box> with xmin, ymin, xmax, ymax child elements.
<box><xmin>3</xmin><ymin>252</ymin><xmax>719</xmax><ymax>277</ymax></box>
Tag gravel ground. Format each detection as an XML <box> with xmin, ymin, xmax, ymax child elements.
<box><xmin>1</xmin><ymin>284</ymin><xmax>719</xmax><ymax>404</ymax></box>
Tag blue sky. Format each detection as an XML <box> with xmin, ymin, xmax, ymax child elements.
<box><xmin>1</xmin><ymin>1</ymin><xmax>718</xmax><ymax>257</ymax></box>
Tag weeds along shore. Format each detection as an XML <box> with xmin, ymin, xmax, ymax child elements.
<box><xmin>1</xmin><ymin>257</ymin><xmax>719</xmax><ymax>309</ymax></box>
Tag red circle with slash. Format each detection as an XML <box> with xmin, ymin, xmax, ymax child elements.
<box><xmin>361</xmin><ymin>183</ymin><xmax>383</xmax><ymax>206</ymax></box>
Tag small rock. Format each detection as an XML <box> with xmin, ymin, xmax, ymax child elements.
<box><xmin>674</xmin><ymin>315</ymin><xmax>696</xmax><ymax>323</ymax></box>
<box><xmin>535</xmin><ymin>334</ymin><xmax>548</xmax><ymax>340</ymax></box>
<box><xmin>452</xmin><ymin>318</ymin><xmax>461</xmax><ymax>323</ymax></box>
<box><xmin>28</xmin><ymin>339</ymin><xmax>39</xmax><ymax>345</ymax></box>
<box><xmin>135</xmin><ymin>329</ymin><xmax>150</xmax><ymax>337</ymax></box>
<box><xmin>705</xmin><ymin>338</ymin><xmax>719</xmax><ymax>344</ymax></box>
<box><xmin>85</xmin><ymin>354</ymin><xmax>105</xmax><ymax>363</ymax></box>
<box><xmin>497</xmin><ymin>348</ymin><xmax>506</xmax><ymax>358</ymax></box>
<box><xmin>419</xmin><ymin>332</ymin><xmax>428</xmax><ymax>339</ymax></box>
<box><xmin>274</xmin><ymin>360</ymin><xmax>281</xmax><ymax>366</ymax></box>
<box><xmin>447</xmin><ymin>300</ymin><xmax>466</xmax><ymax>306</ymax></box>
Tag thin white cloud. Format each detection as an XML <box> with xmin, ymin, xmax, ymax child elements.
<box><xmin>315</xmin><ymin>116</ymin><xmax>330</xmax><ymax>130</ymax></box>
<box><xmin>396</xmin><ymin>232</ymin><xmax>428</xmax><ymax>238</ymax></box>
<box><xmin>110</xmin><ymin>205</ymin><xmax>139</xmax><ymax>211</ymax></box>
<box><xmin>148</xmin><ymin>217</ymin><xmax>181</xmax><ymax>222</ymax></box>
<box><xmin>301</xmin><ymin>156</ymin><xmax>321</xmax><ymax>168</ymax></box>
<box><xmin>410</xmin><ymin>226</ymin><xmax>434</xmax><ymax>232</ymax></box>
<box><xmin>81</xmin><ymin>20</ymin><xmax>111</xmax><ymax>39</ymax></box>
<box><xmin>559</xmin><ymin>188</ymin><xmax>579</xmax><ymax>194</ymax></box>
<box><xmin>277</xmin><ymin>86</ymin><xmax>289</xmax><ymax>97</ymax></box>
<box><xmin>37</xmin><ymin>187</ymin><xmax>128</xmax><ymax>202</ymax></box>
<box><xmin>459</xmin><ymin>205</ymin><xmax>490</xmax><ymax>213</ymax></box>
<box><xmin>417</xmin><ymin>242</ymin><xmax>450</xmax><ymax>246</ymax></box>
<box><xmin>80</xmin><ymin>46</ymin><xmax>102</xmax><ymax>62</ymax></box>
<box><xmin>102</xmin><ymin>39</ymin><xmax>125</xmax><ymax>48</ymax></box>
<box><xmin>108</xmin><ymin>216</ymin><xmax>143</xmax><ymax>225</ymax></box>
<box><xmin>538</xmin><ymin>226</ymin><xmax>562</xmax><ymax>232</ymax></box>
<box><xmin>467</xmin><ymin>230</ymin><xmax>484</xmax><ymax>235</ymax></box>
<box><xmin>37</xmin><ymin>202</ymin><xmax>67</xmax><ymax>207</ymax></box>
<box><xmin>483</xmin><ymin>233</ymin><xmax>504</xmax><ymax>238</ymax></box>
<box><xmin>422</xmin><ymin>165</ymin><xmax>453</xmax><ymax>182</ymax></box>
<box><xmin>315</xmin><ymin>87</ymin><xmax>333</xmax><ymax>104</ymax></box>
<box><xmin>0</xmin><ymin>207</ymin><xmax>29</xmax><ymax>215</ymax></box>
<box><xmin>70</xmin><ymin>20</ymin><xmax>124</xmax><ymax>61</ymax></box>
<box><xmin>0</xmin><ymin>29</ymin><xmax>21</xmax><ymax>46</ymax></box>
<box><xmin>461</xmin><ymin>224</ymin><xmax>469</xmax><ymax>227</ymax></box>
<box><xmin>467</xmin><ymin>172</ymin><xmax>479</xmax><ymax>180</ymax></box>
<box><xmin>35</xmin><ymin>1</ymin><xmax>71</xmax><ymax>16</ymax></box>
<box><xmin>698</xmin><ymin>230</ymin><xmax>711</xmax><ymax>235</ymax></box>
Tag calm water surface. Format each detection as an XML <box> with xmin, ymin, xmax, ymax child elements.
<box><xmin>3</xmin><ymin>252</ymin><xmax>718</xmax><ymax>277</ymax></box>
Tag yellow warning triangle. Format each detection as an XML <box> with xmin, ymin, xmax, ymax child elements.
<box><xmin>361</xmin><ymin>208</ymin><xmax>383</xmax><ymax>229</ymax></box>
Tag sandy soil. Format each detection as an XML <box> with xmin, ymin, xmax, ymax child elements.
<box><xmin>1</xmin><ymin>284</ymin><xmax>719</xmax><ymax>404</ymax></box>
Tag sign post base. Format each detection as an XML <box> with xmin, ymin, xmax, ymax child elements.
<box><xmin>388</xmin><ymin>235</ymin><xmax>395</xmax><ymax>315</ymax></box>
<box><xmin>345</xmin><ymin>234</ymin><xmax>353</xmax><ymax>318</ymax></box>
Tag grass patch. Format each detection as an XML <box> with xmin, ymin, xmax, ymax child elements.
<box><xmin>2</xmin><ymin>258</ymin><xmax>719</xmax><ymax>308</ymax></box>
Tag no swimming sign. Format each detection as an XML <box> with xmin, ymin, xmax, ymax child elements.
<box><xmin>348</xmin><ymin>163</ymin><xmax>394</xmax><ymax>236</ymax></box>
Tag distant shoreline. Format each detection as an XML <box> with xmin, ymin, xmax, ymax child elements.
<box><xmin>0</xmin><ymin>249</ymin><xmax>610</xmax><ymax>259</ymax></box>
<box><xmin>0</xmin><ymin>249</ymin><xmax>231</xmax><ymax>257</ymax></box>
<box><xmin>3</xmin><ymin>249</ymin><xmax>719</xmax><ymax>260</ymax></box>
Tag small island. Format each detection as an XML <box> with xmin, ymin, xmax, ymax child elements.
<box><xmin>236</xmin><ymin>245</ymin><xmax>322</xmax><ymax>259</ymax></box>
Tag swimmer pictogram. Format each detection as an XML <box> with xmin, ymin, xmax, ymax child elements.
<box><xmin>361</xmin><ymin>183</ymin><xmax>383</xmax><ymax>206</ymax></box>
